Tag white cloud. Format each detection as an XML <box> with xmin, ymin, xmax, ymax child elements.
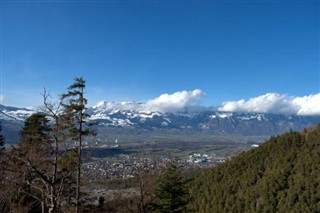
<box><xmin>0</xmin><ymin>95</ymin><xmax>4</xmax><ymax>103</ymax></box>
<box><xmin>92</xmin><ymin>89</ymin><xmax>205</xmax><ymax>113</ymax></box>
<box><xmin>293</xmin><ymin>93</ymin><xmax>320</xmax><ymax>115</ymax></box>
<box><xmin>218</xmin><ymin>93</ymin><xmax>320</xmax><ymax>115</ymax></box>
<box><xmin>94</xmin><ymin>91</ymin><xmax>320</xmax><ymax>115</ymax></box>
<box><xmin>145</xmin><ymin>89</ymin><xmax>205</xmax><ymax>112</ymax></box>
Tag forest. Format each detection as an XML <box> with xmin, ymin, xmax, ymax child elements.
<box><xmin>190</xmin><ymin>125</ymin><xmax>320</xmax><ymax>212</ymax></box>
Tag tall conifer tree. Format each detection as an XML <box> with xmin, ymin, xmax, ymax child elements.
<box><xmin>60</xmin><ymin>77</ymin><xmax>94</xmax><ymax>212</ymax></box>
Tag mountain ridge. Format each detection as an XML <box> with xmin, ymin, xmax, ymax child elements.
<box><xmin>1</xmin><ymin>102</ymin><xmax>320</xmax><ymax>144</ymax></box>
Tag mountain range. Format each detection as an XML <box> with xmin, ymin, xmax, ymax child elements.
<box><xmin>1</xmin><ymin>102</ymin><xmax>320</xmax><ymax>144</ymax></box>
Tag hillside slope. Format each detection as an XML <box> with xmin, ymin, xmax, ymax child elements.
<box><xmin>190</xmin><ymin>125</ymin><xmax>320</xmax><ymax>212</ymax></box>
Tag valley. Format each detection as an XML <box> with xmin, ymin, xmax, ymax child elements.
<box><xmin>82</xmin><ymin>139</ymin><xmax>258</xmax><ymax>181</ymax></box>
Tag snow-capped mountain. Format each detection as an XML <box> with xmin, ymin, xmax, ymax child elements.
<box><xmin>87</xmin><ymin>101</ymin><xmax>320</xmax><ymax>136</ymax></box>
<box><xmin>0</xmin><ymin>105</ymin><xmax>34</xmax><ymax>121</ymax></box>
<box><xmin>1</xmin><ymin>102</ymin><xmax>320</xmax><ymax>144</ymax></box>
<box><xmin>0</xmin><ymin>105</ymin><xmax>34</xmax><ymax>144</ymax></box>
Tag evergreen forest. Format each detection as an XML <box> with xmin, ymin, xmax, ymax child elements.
<box><xmin>190</xmin><ymin>125</ymin><xmax>320</xmax><ymax>212</ymax></box>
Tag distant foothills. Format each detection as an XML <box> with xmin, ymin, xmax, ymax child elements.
<box><xmin>1</xmin><ymin>102</ymin><xmax>320</xmax><ymax>144</ymax></box>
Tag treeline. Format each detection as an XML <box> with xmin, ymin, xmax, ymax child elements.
<box><xmin>190</xmin><ymin>125</ymin><xmax>320</xmax><ymax>212</ymax></box>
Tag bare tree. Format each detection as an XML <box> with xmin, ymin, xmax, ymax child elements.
<box><xmin>40</xmin><ymin>89</ymin><xmax>77</xmax><ymax>212</ymax></box>
<box><xmin>134</xmin><ymin>162</ymin><xmax>159</xmax><ymax>213</ymax></box>
<box><xmin>0</xmin><ymin>90</ymin><xmax>76</xmax><ymax>213</ymax></box>
<box><xmin>112</xmin><ymin>162</ymin><xmax>161</xmax><ymax>213</ymax></box>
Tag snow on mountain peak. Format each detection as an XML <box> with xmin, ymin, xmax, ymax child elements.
<box><xmin>0</xmin><ymin>105</ymin><xmax>34</xmax><ymax>121</ymax></box>
<box><xmin>92</xmin><ymin>100</ymin><xmax>143</xmax><ymax>112</ymax></box>
<box><xmin>94</xmin><ymin>101</ymin><xmax>108</xmax><ymax>109</ymax></box>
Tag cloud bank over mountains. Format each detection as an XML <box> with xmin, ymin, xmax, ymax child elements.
<box><xmin>144</xmin><ymin>89</ymin><xmax>204</xmax><ymax>112</ymax></box>
<box><xmin>93</xmin><ymin>91</ymin><xmax>320</xmax><ymax>115</ymax></box>
<box><xmin>94</xmin><ymin>89</ymin><xmax>205</xmax><ymax>113</ymax></box>
<box><xmin>219</xmin><ymin>93</ymin><xmax>320</xmax><ymax>116</ymax></box>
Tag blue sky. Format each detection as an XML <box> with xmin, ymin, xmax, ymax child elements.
<box><xmin>1</xmin><ymin>0</ymin><xmax>319</xmax><ymax>110</ymax></box>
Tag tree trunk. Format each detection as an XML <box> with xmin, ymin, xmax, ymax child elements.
<box><xmin>48</xmin><ymin>185</ymin><xmax>56</xmax><ymax>213</ymax></box>
<box><xmin>76</xmin><ymin>142</ymin><xmax>81</xmax><ymax>213</ymax></box>
<box><xmin>41</xmin><ymin>201</ymin><xmax>45</xmax><ymax>213</ymax></box>
<box><xmin>76</xmin><ymin>89</ymin><xmax>84</xmax><ymax>213</ymax></box>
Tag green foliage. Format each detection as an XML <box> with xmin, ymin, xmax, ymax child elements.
<box><xmin>60</xmin><ymin>77</ymin><xmax>94</xmax><ymax>139</ymax></box>
<box><xmin>59</xmin><ymin>149</ymin><xmax>78</xmax><ymax>172</ymax></box>
<box><xmin>19</xmin><ymin>113</ymin><xmax>50</xmax><ymax>148</ymax></box>
<box><xmin>154</xmin><ymin>160</ymin><xmax>190</xmax><ymax>213</ymax></box>
<box><xmin>190</xmin><ymin>126</ymin><xmax>320</xmax><ymax>212</ymax></box>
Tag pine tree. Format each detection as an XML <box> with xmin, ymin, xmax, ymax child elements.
<box><xmin>155</xmin><ymin>160</ymin><xmax>190</xmax><ymax>213</ymax></box>
<box><xmin>60</xmin><ymin>77</ymin><xmax>95</xmax><ymax>212</ymax></box>
<box><xmin>20</xmin><ymin>113</ymin><xmax>50</xmax><ymax>149</ymax></box>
